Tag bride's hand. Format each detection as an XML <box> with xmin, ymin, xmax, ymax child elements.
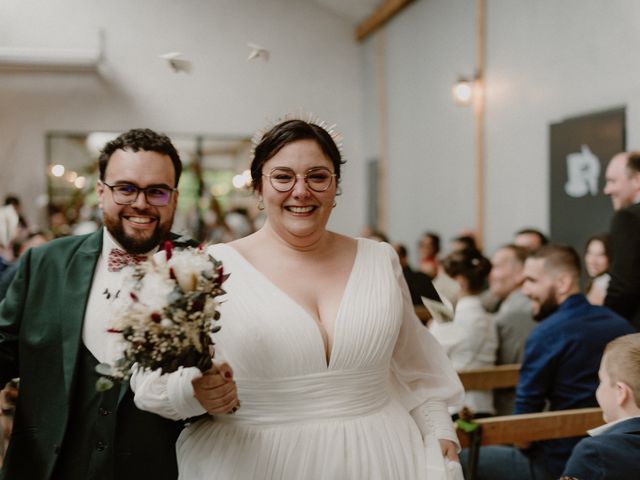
<box><xmin>438</xmin><ymin>439</ymin><xmax>459</xmax><ymax>462</ymax></box>
<box><xmin>192</xmin><ymin>361</ymin><xmax>239</xmax><ymax>414</ymax></box>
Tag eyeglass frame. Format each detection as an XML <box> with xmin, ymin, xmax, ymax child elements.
<box><xmin>262</xmin><ymin>166</ymin><xmax>337</xmax><ymax>193</ymax></box>
<box><xmin>100</xmin><ymin>181</ymin><xmax>177</xmax><ymax>206</ymax></box>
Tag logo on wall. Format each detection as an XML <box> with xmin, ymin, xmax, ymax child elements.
<box><xmin>550</xmin><ymin>106</ymin><xmax>625</xmax><ymax>250</ymax></box>
<box><xmin>564</xmin><ymin>144</ymin><xmax>601</xmax><ymax>197</ymax></box>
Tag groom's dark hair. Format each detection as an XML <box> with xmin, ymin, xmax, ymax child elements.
<box><xmin>99</xmin><ymin>128</ymin><xmax>182</xmax><ymax>186</ymax></box>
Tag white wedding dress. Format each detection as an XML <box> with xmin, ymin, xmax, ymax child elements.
<box><xmin>131</xmin><ymin>239</ymin><xmax>464</xmax><ymax>479</ymax></box>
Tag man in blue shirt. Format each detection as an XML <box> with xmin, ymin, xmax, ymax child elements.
<box><xmin>462</xmin><ymin>244</ymin><xmax>634</xmax><ymax>480</ymax></box>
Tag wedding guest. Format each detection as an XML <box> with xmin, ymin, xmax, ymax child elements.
<box><xmin>418</xmin><ymin>231</ymin><xmax>440</xmax><ymax>279</ymax></box>
<box><xmin>449</xmin><ymin>234</ymin><xmax>478</xmax><ymax>254</ymax></box>
<box><xmin>0</xmin><ymin>205</ymin><xmax>19</xmax><ymax>279</ymax></box>
<box><xmin>462</xmin><ymin>244</ymin><xmax>634</xmax><ymax>479</ymax></box>
<box><xmin>0</xmin><ymin>231</ymin><xmax>48</xmax><ymax>301</ymax></box>
<box><xmin>393</xmin><ymin>243</ymin><xmax>442</xmax><ymax>307</ymax></box>
<box><xmin>513</xmin><ymin>228</ymin><xmax>548</xmax><ymax>253</ymax></box>
<box><xmin>603</xmin><ymin>151</ymin><xmax>640</xmax><ymax>329</ymax></box>
<box><xmin>583</xmin><ymin>234</ymin><xmax>611</xmax><ymax>306</ymax></box>
<box><xmin>430</xmin><ymin>248</ymin><xmax>497</xmax><ymax>417</ymax></box>
<box><xmin>488</xmin><ymin>244</ymin><xmax>536</xmax><ymax>415</ymax></box>
<box><xmin>132</xmin><ymin>117</ymin><xmax>465</xmax><ymax>479</ymax></box>
<box><xmin>560</xmin><ymin>333</ymin><xmax>640</xmax><ymax>479</ymax></box>
<box><xmin>0</xmin><ymin>129</ymin><xmax>237</xmax><ymax>480</ymax></box>
<box><xmin>3</xmin><ymin>196</ymin><xmax>29</xmax><ymax>243</ymax></box>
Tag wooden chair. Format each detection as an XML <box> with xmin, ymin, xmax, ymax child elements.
<box><xmin>457</xmin><ymin>407</ymin><xmax>604</xmax><ymax>480</ymax></box>
<box><xmin>457</xmin><ymin>363</ymin><xmax>521</xmax><ymax>391</ymax></box>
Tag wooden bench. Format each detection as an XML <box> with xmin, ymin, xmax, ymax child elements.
<box><xmin>457</xmin><ymin>407</ymin><xmax>604</xmax><ymax>480</ymax></box>
<box><xmin>457</xmin><ymin>363</ymin><xmax>521</xmax><ymax>391</ymax></box>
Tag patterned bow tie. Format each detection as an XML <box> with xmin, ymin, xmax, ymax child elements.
<box><xmin>107</xmin><ymin>248</ymin><xmax>147</xmax><ymax>272</ymax></box>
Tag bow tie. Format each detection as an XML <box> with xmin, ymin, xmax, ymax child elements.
<box><xmin>107</xmin><ymin>248</ymin><xmax>147</xmax><ymax>272</ymax></box>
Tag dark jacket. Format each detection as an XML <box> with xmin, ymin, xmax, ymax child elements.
<box><xmin>605</xmin><ymin>202</ymin><xmax>640</xmax><ymax>330</ymax></box>
<box><xmin>562</xmin><ymin>416</ymin><xmax>640</xmax><ymax>479</ymax></box>
<box><xmin>0</xmin><ymin>229</ymin><xmax>191</xmax><ymax>479</ymax></box>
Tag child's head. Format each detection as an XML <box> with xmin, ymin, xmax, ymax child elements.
<box><xmin>597</xmin><ymin>333</ymin><xmax>640</xmax><ymax>422</ymax></box>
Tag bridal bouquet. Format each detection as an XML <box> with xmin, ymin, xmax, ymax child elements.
<box><xmin>96</xmin><ymin>242</ymin><xmax>228</xmax><ymax>391</ymax></box>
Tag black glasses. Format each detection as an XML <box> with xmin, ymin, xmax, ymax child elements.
<box><xmin>101</xmin><ymin>182</ymin><xmax>177</xmax><ymax>206</ymax></box>
<box><xmin>263</xmin><ymin>167</ymin><xmax>336</xmax><ymax>193</ymax></box>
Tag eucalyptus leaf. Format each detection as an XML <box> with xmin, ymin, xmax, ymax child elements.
<box><xmin>95</xmin><ymin>363</ymin><xmax>115</xmax><ymax>376</ymax></box>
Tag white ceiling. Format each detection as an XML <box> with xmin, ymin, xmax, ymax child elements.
<box><xmin>310</xmin><ymin>0</ymin><xmax>383</xmax><ymax>23</ymax></box>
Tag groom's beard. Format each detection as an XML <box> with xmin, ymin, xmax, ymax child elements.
<box><xmin>103</xmin><ymin>207</ymin><xmax>175</xmax><ymax>254</ymax></box>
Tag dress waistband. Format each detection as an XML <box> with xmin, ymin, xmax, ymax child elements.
<box><xmin>217</xmin><ymin>367</ymin><xmax>390</xmax><ymax>426</ymax></box>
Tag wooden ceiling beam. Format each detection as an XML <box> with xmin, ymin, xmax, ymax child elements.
<box><xmin>355</xmin><ymin>0</ymin><xmax>415</xmax><ymax>42</ymax></box>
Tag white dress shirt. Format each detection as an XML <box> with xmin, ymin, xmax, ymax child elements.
<box><xmin>430</xmin><ymin>295</ymin><xmax>498</xmax><ymax>414</ymax></box>
<box><xmin>82</xmin><ymin>230</ymin><xmax>157</xmax><ymax>364</ymax></box>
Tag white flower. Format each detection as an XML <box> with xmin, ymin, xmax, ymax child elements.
<box><xmin>168</xmin><ymin>249</ymin><xmax>215</xmax><ymax>293</ymax></box>
<box><xmin>151</xmin><ymin>250</ymin><xmax>169</xmax><ymax>268</ymax></box>
<box><xmin>138</xmin><ymin>269</ymin><xmax>175</xmax><ymax>311</ymax></box>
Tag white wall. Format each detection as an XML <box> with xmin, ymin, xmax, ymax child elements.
<box><xmin>485</xmin><ymin>0</ymin><xmax>640</xmax><ymax>252</ymax></box>
<box><xmin>0</xmin><ymin>0</ymin><xmax>366</xmax><ymax>235</ymax></box>
<box><xmin>363</xmin><ymin>0</ymin><xmax>640</xmax><ymax>260</ymax></box>
<box><xmin>6</xmin><ymin>0</ymin><xmax>640</xmax><ymax>254</ymax></box>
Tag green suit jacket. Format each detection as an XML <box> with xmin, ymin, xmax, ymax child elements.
<box><xmin>0</xmin><ymin>229</ymin><xmax>184</xmax><ymax>479</ymax></box>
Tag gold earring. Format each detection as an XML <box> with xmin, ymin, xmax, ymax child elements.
<box><xmin>257</xmin><ymin>199</ymin><xmax>265</xmax><ymax>211</ymax></box>
<box><xmin>332</xmin><ymin>200</ymin><xmax>337</xmax><ymax>208</ymax></box>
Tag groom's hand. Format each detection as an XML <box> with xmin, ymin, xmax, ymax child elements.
<box><xmin>192</xmin><ymin>362</ymin><xmax>238</xmax><ymax>414</ymax></box>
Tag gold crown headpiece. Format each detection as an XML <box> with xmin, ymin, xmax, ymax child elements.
<box><xmin>250</xmin><ymin>110</ymin><xmax>345</xmax><ymax>160</ymax></box>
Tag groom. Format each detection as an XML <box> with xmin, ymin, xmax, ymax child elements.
<box><xmin>0</xmin><ymin>129</ymin><xmax>237</xmax><ymax>479</ymax></box>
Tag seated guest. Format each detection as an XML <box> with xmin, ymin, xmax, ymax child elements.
<box><xmin>513</xmin><ymin>227</ymin><xmax>548</xmax><ymax>253</ymax></box>
<box><xmin>449</xmin><ymin>234</ymin><xmax>478</xmax><ymax>254</ymax></box>
<box><xmin>393</xmin><ymin>243</ymin><xmax>442</xmax><ymax>306</ymax></box>
<box><xmin>417</xmin><ymin>231</ymin><xmax>440</xmax><ymax>279</ymax></box>
<box><xmin>462</xmin><ymin>244</ymin><xmax>634</xmax><ymax>479</ymax></box>
<box><xmin>583</xmin><ymin>233</ymin><xmax>611</xmax><ymax>306</ymax></box>
<box><xmin>430</xmin><ymin>248</ymin><xmax>497</xmax><ymax>417</ymax></box>
<box><xmin>561</xmin><ymin>333</ymin><xmax>640</xmax><ymax>479</ymax></box>
<box><xmin>488</xmin><ymin>244</ymin><xmax>537</xmax><ymax>415</ymax></box>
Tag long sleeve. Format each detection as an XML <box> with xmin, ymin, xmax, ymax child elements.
<box><xmin>514</xmin><ymin>326</ymin><xmax>556</xmax><ymax>414</ymax></box>
<box><xmin>385</xmin><ymin>244</ymin><xmax>464</xmax><ymax>443</ymax></box>
<box><xmin>130</xmin><ymin>366</ymin><xmax>207</xmax><ymax>420</ymax></box>
<box><xmin>605</xmin><ymin>208</ymin><xmax>640</xmax><ymax>321</ymax></box>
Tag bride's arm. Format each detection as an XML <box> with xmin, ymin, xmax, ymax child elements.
<box><xmin>130</xmin><ymin>366</ymin><xmax>207</xmax><ymax>420</ymax></box>
<box><xmin>410</xmin><ymin>400</ymin><xmax>460</xmax><ymax>459</ymax></box>
<box><xmin>383</xmin><ymin>243</ymin><xmax>464</xmax><ymax>452</ymax></box>
<box><xmin>130</xmin><ymin>362</ymin><xmax>238</xmax><ymax>420</ymax></box>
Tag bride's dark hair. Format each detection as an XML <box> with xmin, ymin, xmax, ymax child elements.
<box><xmin>250</xmin><ymin>119</ymin><xmax>345</xmax><ymax>193</ymax></box>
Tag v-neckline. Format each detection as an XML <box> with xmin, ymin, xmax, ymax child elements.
<box><xmin>219</xmin><ymin>240</ymin><xmax>362</xmax><ymax>368</ymax></box>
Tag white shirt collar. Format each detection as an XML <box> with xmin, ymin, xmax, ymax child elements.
<box><xmin>588</xmin><ymin>415</ymin><xmax>640</xmax><ymax>436</ymax></box>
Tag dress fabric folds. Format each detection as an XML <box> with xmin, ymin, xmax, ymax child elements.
<box><xmin>132</xmin><ymin>238</ymin><xmax>463</xmax><ymax>480</ymax></box>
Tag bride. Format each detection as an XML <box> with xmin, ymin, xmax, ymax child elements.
<box><xmin>131</xmin><ymin>117</ymin><xmax>464</xmax><ymax>479</ymax></box>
